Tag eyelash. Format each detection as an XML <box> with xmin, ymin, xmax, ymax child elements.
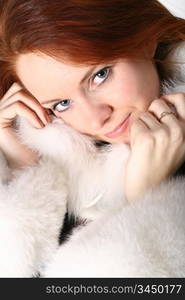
<box><xmin>52</xmin><ymin>66</ymin><xmax>111</xmax><ymax>113</ymax></box>
<box><xmin>90</xmin><ymin>66</ymin><xmax>111</xmax><ymax>88</ymax></box>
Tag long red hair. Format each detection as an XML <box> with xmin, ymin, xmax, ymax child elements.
<box><xmin>0</xmin><ymin>0</ymin><xmax>185</xmax><ymax>98</ymax></box>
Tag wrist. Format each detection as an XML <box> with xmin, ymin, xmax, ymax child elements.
<box><xmin>125</xmin><ymin>182</ymin><xmax>151</xmax><ymax>203</ymax></box>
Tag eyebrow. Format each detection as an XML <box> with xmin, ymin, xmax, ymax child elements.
<box><xmin>41</xmin><ymin>65</ymin><xmax>97</xmax><ymax>105</ymax></box>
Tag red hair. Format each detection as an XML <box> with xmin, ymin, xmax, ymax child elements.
<box><xmin>0</xmin><ymin>0</ymin><xmax>185</xmax><ymax>98</ymax></box>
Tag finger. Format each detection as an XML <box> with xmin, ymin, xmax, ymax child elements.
<box><xmin>129</xmin><ymin>118</ymin><xmax>149</xmax><ymax>146</ymax></box>
<box><xmin>138</xmin><ymin>111</ymin><xmax>161</xmax><ymax>130</ymax></box>
<box><xmin>0</xmin><ymin>91</ymin><xmax>51</xmax><ymax>125</ymax></box>
<box><xmin>148</xmin><ymin>98</ymin><xmax>185</xmax><ymax>141</ymax></box>
<box><xmin>148</xmin><ymin>98</ymin><xmax>179</xmax><ymax>126</ymax></box>
<box><xmin>0</xmin><ymin>82</ymin><xmax>23</xmax><ymax>103</ymax></box>
<box><xmin>0</xmin><ymin>101</ymin><xmax>45</xmax><ymax>129</ymax></box>
<box><xmin>160</xmin><ymin>93</ymin><xmax>185</xmax><ymax>120</ymax></box>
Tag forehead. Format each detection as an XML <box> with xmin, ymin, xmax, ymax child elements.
<box><xmin>15</xmin><ymin>53</ymin><xmax>91</xmax><ymax>101</ymax></box>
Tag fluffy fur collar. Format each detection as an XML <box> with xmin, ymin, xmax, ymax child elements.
<box><xmin>15</xmin><ymin>114</ymin><xmax>130</xmax><ymax>220</ymax></box>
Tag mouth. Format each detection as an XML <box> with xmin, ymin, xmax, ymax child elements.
<box><xmin>104</xmin><ymin>113</ymin><xmax>131</xmax><ymax>139</ymax></box>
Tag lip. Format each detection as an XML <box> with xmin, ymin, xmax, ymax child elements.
<box><xmin>105</xmin><ymin>114</ymin><xmax>131</xmax><ymax>139</ymax></box>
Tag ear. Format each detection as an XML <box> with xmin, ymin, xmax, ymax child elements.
<box><xmin>144</xmin><ymin>40</ymin><xmax>158</xmax><ymax>58</ymax></box>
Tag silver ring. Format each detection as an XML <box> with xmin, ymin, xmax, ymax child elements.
<box><xmin>159</xmin><ymin>111</ymin><xmax>176</xmax><ymax>121</ymax></box>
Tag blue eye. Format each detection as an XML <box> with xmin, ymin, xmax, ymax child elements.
<box><xmin>52</xmin><ymin>99</ymin><xmax>72</xmax><ymax>112</ymax></box>
<box><xmin>92</xmin><ymin>67</ymin><xmax>110</xmax><ymax>87</ymax></box>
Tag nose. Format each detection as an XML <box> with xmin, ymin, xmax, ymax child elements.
<box><xmin>81</xmin><ymin>102</ymin><xmax>113</xmax><ymax>131</ymax></box>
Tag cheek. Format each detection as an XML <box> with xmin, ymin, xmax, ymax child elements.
<box><xmin>115</xmin><ymin>74</ymin><xmax>159</xmax><ymax>110</ymax></box>
<box><xmin>116</xmin><ymin>62</ymin><xmax>160</xmax><ymax>107</ymax></box>
<box><xmin>54</xmin><ymin>111</ymin><xmax>88</xmax><ymax>134</ymax></box>
<box><xmin>110</xmin><ymin>77</ymin><xmax>141</xmax><ymax>108</ymax></box>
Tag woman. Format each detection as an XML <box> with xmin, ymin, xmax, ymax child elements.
<box><xmin>0</xmin><ymin>0</ymin><xmax>185</xmax><ymax>277</ymax></box>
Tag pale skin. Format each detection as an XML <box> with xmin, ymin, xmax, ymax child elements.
<box><xmin>1</xmin><ymin>42</ymin><xmax>185</xmax><ymax>201</ymax></box>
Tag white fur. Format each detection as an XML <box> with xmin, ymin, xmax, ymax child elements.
<box><xmin>15</xmin><ymin>116</ymin><xmax>130</xmax><ymax>220</ymax></box>
<box><xmin>0</xmin><ymin>156</ymin><xmax>67</xmax><ymax>277</ymax></box>
<box><xmin>0</xmin><ymin>42</ymin><xmax>185</xmax><ymax>277</ymax></box>
<box><xmin>44</xmin><ymin>177</ymin><xmax>185</xmax><ymax>277</ymax></box>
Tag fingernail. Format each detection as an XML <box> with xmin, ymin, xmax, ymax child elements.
<box><xmin>46</xmin><ymin>114</ymin><xmax>52</xmax><ymax>123</ymax></box>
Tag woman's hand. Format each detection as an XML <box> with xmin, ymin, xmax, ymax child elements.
<box><xmin>124</xmin><ymin>92</ymin><xmax>185</xmax><ymax>202</ymax></box>
<box><xmin>0</xmin><ymin>82</ymin><xmax>51</xmax><ymax>169</ymax></box>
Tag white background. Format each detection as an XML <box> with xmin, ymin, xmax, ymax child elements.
<box><xmin>157</xmin><ymin>0</ymin><xmax>185</xmax><ymax>18</ymax></box>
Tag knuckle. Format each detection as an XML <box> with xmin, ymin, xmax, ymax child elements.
<box><xmin>1</xmin><ymin>83</ymin><xmax>20</xmax><ymax>99</ymax></box>
<box><xmin>13</xmin><ymin>100</ymin><xmax>24</xmax><ymax>108</ymax></box>
<box><xmin>11</xmin><ymin>82</ymin><xmax>21</xmax><ymax>89</ymax></box>
<box><xmin>18</xmin><ymin>91</ymin><xmax>45</xmax><ymax>112</ymax></box>
<box><xmin>137</xmin><ymin>132</ymin><xmax>155</xmax><ymax>147</ymax></box>
<box><xmin>175</xmin><ymin>95</ymin><xmax>185</xmax><ymax>106</ymax></box>
<box><xmin>139</xmin><ymin>112</ymin><xmax>150</xmax><ymax>119</ymax></box>
<box><xmin>171</xmin><ymin>126</ymin><xmax>184</xmax><ymax>143</ymax></box>
<box><xmin>164</xmin><ymin>92</ymin><xmax>185</xmax><ymax>105</ymax></box>
<box><xmin>149</xmin><ymin>99</ymin><xmax>161</xmax><ymax>110</ymax></box>
<box><xmin>8</xmin><ymin>83</ymin><xmax>22</xmax><ymax>96</ymax></box>
<box><xmin>158</xmin><ymin>126</ymin><xmax>167</xmax><ymax>136</ymax></box>
<box><xmin>156</xmin><ymin>127</ymin><xmax>168</xmax><ymax>142</ymax></box>
<box><xmin>168</xmin><ymin>92</ymin><xmax>185</xmax><ymax>102</ymax></box>
<box><xmin>173</xmin><ymin>92</ymin><xmax>185</xmax><ymax>98</ymax></box>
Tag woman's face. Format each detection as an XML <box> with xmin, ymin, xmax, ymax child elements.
<box><xmin>16</xmin><ymin>48</ymin><xmax>160</xmax><ymax>144</ymax></box>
